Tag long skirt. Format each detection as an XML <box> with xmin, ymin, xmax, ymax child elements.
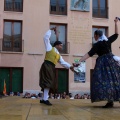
<box><xmin>91</xmin><ymin>53</ymin><xmax>120</xmax><ymax>102</ymax></box>
<box><xmin>39</xmin><ymin>61</ymin><xmax>57</xmax><ymax>92</ymax></box>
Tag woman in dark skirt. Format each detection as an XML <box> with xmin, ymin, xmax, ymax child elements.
<box><xmin>78</xmin><ymin>18</ymin><xmax>120</xmax><ymax>108</ymax></box>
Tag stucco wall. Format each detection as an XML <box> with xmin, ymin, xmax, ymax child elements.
<box><xmin>0</xmin><ymin>0</ymin><xmax>120</xmax><ymax>95</ymax></box>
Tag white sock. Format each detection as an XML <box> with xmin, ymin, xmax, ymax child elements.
<box><xmin>43</xmin><ymin>88</ymin><xmax>49</xmax><ymax>101</ymax></box>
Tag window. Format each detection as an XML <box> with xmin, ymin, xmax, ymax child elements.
<box><xmin>92</xmin><ymin>26</ymin><xmax>108</xmax><ymax>44</ymax></box>
<box><xmin>4</xmin><ymin>0</ymin><xmax>23</xmax><ymax>12</ymax></box>
<box><xmin>50</xmin><ymin>0</ymin><xmax>67</xmax><ymax>15</ymax></box>
<box><xmin>92</xmin><ymin>0</ymin><xmax>108</xmax><ymax>18</ymax></box>
<box><xmin>50</xmin><ymin>24</ymin><xmax>68</xmax><ymax>54</ymax></box>
<box><xmin>3</xmin><ymin>20</ymin><xmax>23</xmax><ymax>52</ymax></box>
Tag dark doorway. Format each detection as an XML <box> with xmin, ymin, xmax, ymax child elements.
<box><xmin>56</xmin><ymin>68</ymin><xmax>69</xmax><ymax>94</ymax></box>
<box><xmin>0</xmin><ymin>67</ymin><xmax>23</xmax><ymax>95</ymax></box>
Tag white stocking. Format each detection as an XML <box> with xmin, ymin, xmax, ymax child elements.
<box><xmin>43</xmin><ymin>88</ymin><xmax>49</xmax><ymax>101</ymax></box>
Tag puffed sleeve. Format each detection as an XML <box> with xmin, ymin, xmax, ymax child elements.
<box><xmin>43</xmin><ymin>30</ymin><xmax>52</xmax><ymax>51</ymax></box>
<box><xmin>108</xmin><ymin>34</ymin><xmax>119</xmax><ymax>43</ymax></box>
<box><xmin>88</xmin><ymin>43</ymin><xmax>99</xmax><ymax>57</ymax></box>
<box><xmin>58</xmin><ymin>56</ymin><xmax>71</xmax><ymax>69</ymax></box>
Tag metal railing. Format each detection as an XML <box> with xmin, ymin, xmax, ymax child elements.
<box><xmin>4</xmin><ymin>1</ymin><xmax>23</xmax><ymax>12</ymax></box>
<box><xmin>0</xmin><ymin>38</ymin><xmax>24</xmax><ymax>52</ymax></box>
<box><xmin>93</xmin><ymin>7</ymin><xmax>108</xmax><ymax>18</ymax></box>
<box><xmin>50</xmin><ymin>0</ymin><xmax>67</xmax><ymax>15</ymax></box>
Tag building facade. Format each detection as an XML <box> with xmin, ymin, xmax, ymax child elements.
<box><xmin>0</xmin><ymin>0</ymin><xmax>120</xmax><ymax>95</ymax></box>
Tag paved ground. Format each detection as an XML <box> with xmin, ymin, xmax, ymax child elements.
<box><xmin>0</xmin><ymin>96</ymin><xmax>120</xmax><ymax>120</ymax></box>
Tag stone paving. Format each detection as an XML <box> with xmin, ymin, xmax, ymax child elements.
<box><xmin>0</xmin><ymin>96</ymin><xmax>120</xmax><ymax>120</ymax></box>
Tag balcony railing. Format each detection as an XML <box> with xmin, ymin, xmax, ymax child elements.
<box><xmin>4</xmin><ymin>1</ymin><xmax>23</xmax><ymax>12</ymax></box>
<box><xmin>0</xmin><ymin>38</ymin><xmax>24</xmax><ymax>52</ymax></box>
<box><xmin>93</xmin><ymin>7</ymin><xmax>108</xmax><ymax>18</ymax></box>
<box><xmin>50</xmin><ymin>1</ymin><xmax>67</xmax><ymax>15</ymax></box>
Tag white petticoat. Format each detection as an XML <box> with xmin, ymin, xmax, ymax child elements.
<box><xmin>113</xmin><ymin>56</ymin><xmax>120</xmax><ymax>66</ymax></box>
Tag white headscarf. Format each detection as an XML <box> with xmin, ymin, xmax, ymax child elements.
<box><xmin>95</xmin><ymin>31</ymin><xmax>120</xmax><ymax>65</ymax></box>
<box><xmin>98</xmin><ymin>33</ymin><xmax>108</xmax><ymax>41</ymax></box>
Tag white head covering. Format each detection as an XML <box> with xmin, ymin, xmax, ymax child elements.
<box><xmin>98</xmin><ymin>33</ymin><xmax>108</xmax><ymax>41</ymax></box>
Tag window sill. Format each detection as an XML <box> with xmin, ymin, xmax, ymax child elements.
<box><xmin>73</xmin><ymin>54</ymin><xmax>84</xmax><ymax>57</ymax></box>
<box><xmin>50</xmin><ymin>14</ymin><xmax>67</xmax><ymax>17</ymax></box>
<box><xmin>28</xmin><ymin>53</ymin><xmax>43</xmax><ymax>56</ymax></box>
<box><xmin>3</xmin><ymin>11</ymin><xmax>23</xmax><ymax>14</ymax></box>
<box><xmin>0</xmin><ymin>51</ymin><xmax>24</xmax><ymax>54</ymax></box>
<box><xmin>61</xmin><ymin>54</ymin><xmax>69</xmax><ymax>56</ymax></box>
<box><xmin>92</xmin><ymin>17</ymin><xmax>109</xmax><ymax>20</ymax></box>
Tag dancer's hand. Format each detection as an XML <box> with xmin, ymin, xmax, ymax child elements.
<box><xmin>114</xmin><ymin>17</ymin><xmax>119</xmax><ymax>23</ymax></box>
<box><xmin>72</xmin><ymin>63</ymin><xmax>80</xmax><ymax>67</ymax></box>
<box><xmin>50</xmin><ymin>27</ymin><xmax>56</xmax><ymax>30</ymax></box>
<box><xmin>70</xmin><ymin>66</ymin><xmax>74</xmax><ymax>72</ymax></box>
<box><xmin>50</xmin><ymin>27</ymin><xmax>57</xmax><ymax>34</ymax></box>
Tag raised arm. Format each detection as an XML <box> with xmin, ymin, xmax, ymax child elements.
<box><xmin>115</xmin><ymin>17</ymin><xmax>118</xmax><ymax>34</ymax></box>
<box><xmin>108</xmin><ymin>18</ymin><xmax>119</xmax><ymax>43</ymax></box>
<box><xmin>43</xmin><ymin>27</ymin><xmax>56</xmax><ymax>51</ymax></box>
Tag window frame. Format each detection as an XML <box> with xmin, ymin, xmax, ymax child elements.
<box><xmin>92</xmin><ymin>0</ymin><xmax>108</xmax><ymax>18</ymax></box>
<box><xmin>50</xmin><ymin>23</ymin><xmax>68</xmax><ymax>54</ymax></box>
<box><xmin>50</xmin><ymin>0</ymin><xmax>67</xmax><ymax>15</ymax></box>
<box><xmin>3</xmin><ymin>20</ymin><xmax>23</xmax><ymax>52</ymax></box>
<box><xmin>4</xmin><ymin>0</ymin><xmax>23</xmax><ymax>12</ymax></box>
<box><xmin>92</xmin><ymin>26</ymin><xmax>108</xmax><ymax>44</ymax></box>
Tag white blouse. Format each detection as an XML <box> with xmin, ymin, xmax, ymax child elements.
<box><xmin>43</xmin><ymin>30</ymin><xmax>71</xmax><ymax>69</ymax></box>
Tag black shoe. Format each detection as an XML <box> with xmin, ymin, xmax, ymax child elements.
<box><xmin>102</xmin><ymin>102</ymin><xmax>114</xmax><ymax>108</ymax></box>
<box><xmin>43</xmin><ymin>100</ymin><xmax>52</xmax><ymax>106</ymax></box>
<box><xmin>40</xmin><ymin>100</ymin><xmax>44</xmax><ymax>103</ymax></box>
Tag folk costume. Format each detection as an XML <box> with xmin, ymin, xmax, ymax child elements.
<box><xmin>39</xmin><ymin>30</ymin><xmax>71</xmax><ymax>105</ymax></box>
<box><xmin>88</xmin><ymin>33</ymin><xmax>120</xmax><ymax>103</ymax></box>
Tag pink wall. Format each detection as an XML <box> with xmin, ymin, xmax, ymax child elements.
<box><xmin>0</xmin><ymin>0</ymin><xmax>120</xmax><ymax>94</ymax></box>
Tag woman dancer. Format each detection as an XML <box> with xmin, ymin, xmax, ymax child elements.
<box><xmin>78</xmin><ymin>18</ymin><xmax>120</xmax><ymax>108</ymax></box>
